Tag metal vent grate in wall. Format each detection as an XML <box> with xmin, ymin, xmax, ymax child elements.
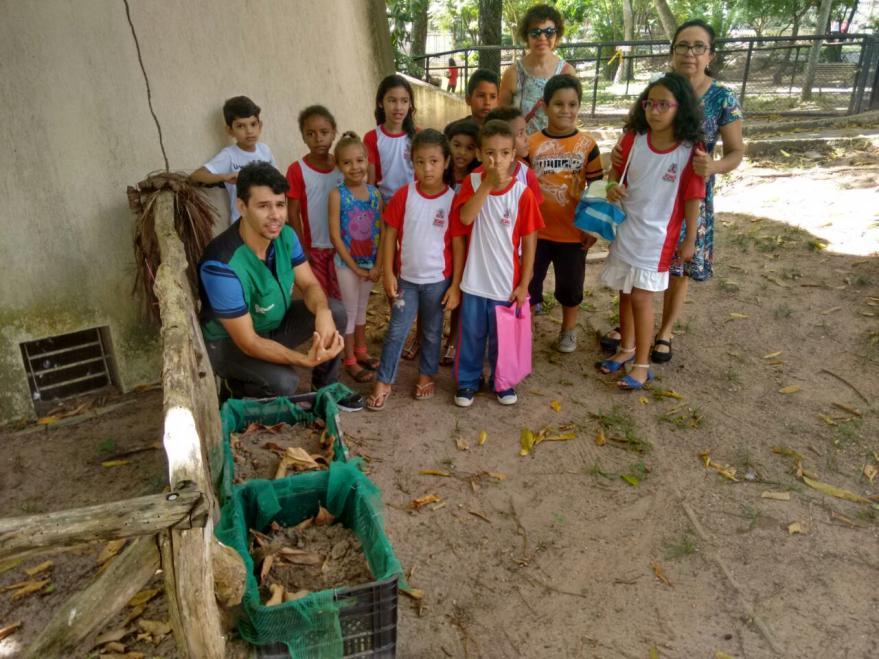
<box><xmin>21</xmin><ymin>327</ymin><xmax>117</xmax><ymax>408</ymax></box>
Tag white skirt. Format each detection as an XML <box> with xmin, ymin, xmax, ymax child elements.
<box><xmin>600</xmin><ymin>253</ymin><xmax>669</xmax><ymax>293</ymax></box>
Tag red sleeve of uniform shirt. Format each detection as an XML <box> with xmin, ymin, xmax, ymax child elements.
<box><xmin>450</xmin><ymin>176</ymin><xmax>475</xmax><ymax>238</ymax></box>
<box><xmin>524</xmin><ymin>166</ymin><xmax>544</xmax><ymax>205</ymax></box>
<box><xmin>285</xmin><ymin>161</ymin><xmax>305</xmax><ymax>200</ymax></box>
<box><xmin>514</xmin><ymin>187</ymin><xmax>545</xmax><ymax>239</ymax></box>
<box><xmin>363</xmin><ymin>129</ymin><xmax>382</xmax><ymax>182</ymax></box>
<box><xmin>681</xmin><ymin>144</ymin><xmax>707</xmax><ymax>201</ymax></box>
<box><xmin>614</xmin><ymin>131</ymin><xmax>636</xmax><ymax>183</ymax></box>
<box><xmin>382</xmin><ymin>184</ymin><xmax>409</xmax><ymax>230</ymax></box>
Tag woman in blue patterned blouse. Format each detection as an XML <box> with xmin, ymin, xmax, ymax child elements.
<box><xmin>604</xmin><ymin>18</ymin><xmax>745</xmax><ymax>363</ymax></box>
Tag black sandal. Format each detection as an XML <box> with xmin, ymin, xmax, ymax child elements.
<box><xmin>599</xmin><ymin>327</ymin><xmax>622</xmax><ymax>352</ymax></box>
<box><xmin>651</xmin><ymin>338</ymin><xmax>673</xmax><ymax>363</ymax></box>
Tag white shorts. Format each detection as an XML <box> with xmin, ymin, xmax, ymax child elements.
<box><xmin>600</xmin><ymin>253</ymin><xmax>669</xmax><ymax>293</ymax></box>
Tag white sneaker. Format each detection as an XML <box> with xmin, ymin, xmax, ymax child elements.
<box><xmin>557</xmin><ymin>330</ymin><xmax>577</xmax><ymax>353</ymax></box>
<box><xmin>496</xmin><ymin>388</ymin><xmax>518</xmax><ymax>405</ymax></box>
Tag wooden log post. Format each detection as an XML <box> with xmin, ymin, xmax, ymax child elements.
<box><xmin>0</xmin><ymin>489</ymin><xmax>204</xmax><ymax>561</ymax></box>
<box><xmin>24</xmin><ymin>536</ymin><xmax>160</xmax><ymax>658</ymax></box>
<box><xmin>153</xmin><ymin>190</ymin><xmax>226</xmax><ymax>658</ymax></box>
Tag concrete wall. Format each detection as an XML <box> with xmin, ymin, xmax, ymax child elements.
<box><xmin>0</xmin><ymin>0</ymin><xmax>392</xmax><ymax>421</ymax></box>
<box><xmin>405</xmin><ymin>75</ymin><xmax>469</xmax><ymax>130</ymax></box>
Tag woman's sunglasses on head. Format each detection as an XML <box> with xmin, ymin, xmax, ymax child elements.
<box><xmin>673</xmin><ymin>42</ymin><xmax>709</xmax><ymax>55</ymax></box>
<box><xmin>528</xmin><ymin>27</ymin><xmax>558</xmax><ymax>39</ymax></box>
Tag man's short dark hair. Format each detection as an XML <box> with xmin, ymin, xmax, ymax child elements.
<box><xmin>543</xmin><ymin>74</ymin><xmax>582</xmax><ymax>106</ymax></box>
<box><xmin>236</xmin><ymin>161</ymin><xmax>289</xmax><ymax>203</ymax></box>
<box><xmin>466</xmin><ymin>69</ymin><xmax>500</xmax><ymax>98</ymax></box>
<box><xmin>223</xmin><ymin>95</ymin><xmax>261</xmax><ymax>127</ymax></box>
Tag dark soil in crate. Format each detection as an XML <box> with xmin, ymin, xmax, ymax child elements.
<box><xmin>254</xmin><ymin>521</ymin><xmax>373</xmax><ymax>604</ymax></box>
<box><xmin>232</xmin><ymin>421</ymin><xmax>333</xmax><ymax>483</ymax></box>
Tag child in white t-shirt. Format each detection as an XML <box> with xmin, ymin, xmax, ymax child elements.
<box><xmin>286</xmin><ymin>105</ymin><xmax>344</xmax><ymax>300</ymax></box>
<box><xmin>190</xmin><ymin>96</ymin><xmax>276</xmax><ymax>223</ymax></box>
<box><xmin>597</xmin><ymin>73</ymin><xmax>705</xmax><ymax>390</ymax></box>
<box><xmin>451</xmin><ymin>120</ymin><xmax>544</xmax><ymax>408</ymax></box>
<box><xmin>365</xmin><ymin>75</ymin><xmax>417</xmax><ymax>203</ymax></box>
<box><xmin>366</xmin><ymin>130</ymin><xmax>460</xmax><ymax>411</ymax></box>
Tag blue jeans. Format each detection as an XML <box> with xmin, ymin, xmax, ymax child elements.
<box><xmin>455</xmin><ymin>293</ymin><xmax>509</xmax><ymax>391</ymax></box>
<box><xmin>376</xmin><ymin>277</ymin><xmax>450</xmax><ymax>384</ymax></box>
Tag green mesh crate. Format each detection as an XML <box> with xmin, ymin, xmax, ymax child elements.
<box><xmin>214</xmin><ymin>461</ymin><xmax>405</xmax><ymax>658</ymax></box>
<box><xmin>218</xmin><ymin>383</ymin><xmax>354</xmax><ymax>502</ymax></box>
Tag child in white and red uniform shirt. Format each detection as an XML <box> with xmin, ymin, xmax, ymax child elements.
<box><xmin>451</xmin><ymin>120</ymin><xmax>543</xmax><ymax>408</ymax></box>
<box><xmin>365</xmin><ymin>75</ymin><xmax>417</xmax><ymax>203</ymax></box>
<box><xmin>286</xmin><ymin>105</ymin><xmax>344</xmax><ymax>299</ymax></box>
<box><xmin>366</xmin><ymin>129</ymin><xmax>460</xmax><ymax>411</ymax></box>
<box><xmin>597</xmin><ymin>72</ymin><xmax>705</xmax><ymax>391</ymax></box>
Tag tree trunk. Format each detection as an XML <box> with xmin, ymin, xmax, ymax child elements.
<box><xmin>802</xmin><ymin>0</ymin><xmax>834</xmax><ymax>101</ymax></box>
<box><xmin>773</xmin><ymin>13</ymin><xmax>803</xmax><ymax>84</ymax></box>
<box><xmin>653</xmin><ymin>0</ymin><xmax>677</xmax><ymax>41</ymax></box>
<box><xmin>478</xmin><ymin>0</ymin><xmax>502</xmax><ymax>75</ymax></box>
<box><xmin>410</xmin><ymin>0</ymin><xmax>429</xmax><ymax>78</ymax></box>
<box><xmin>615</xmin><ymin>0</ymin><xmax>635</xmax><ymax>84</ymax></box>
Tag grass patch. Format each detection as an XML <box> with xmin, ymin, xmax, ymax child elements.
<box><xmin>585</xmin><ymin>461</ymin><xmax>615</xmax><ymax>480</ymax></box>
<box><xmin>739</xmin><ymin>504</ymin><xmax>760</xmax><ymax>532</ymax></box>
<box><xmin>590</xmin><ymin>406</ymin><xmax>652</xmax><ymax>453</ymax></box>
<box><xmin>97</xmin><ymin>438</ymin><xmax>117</xmax><ymax>455</ymax></box>
<box><xmin>541</xmin><ymin>293</ymin><xmax>558</xmax><ymax>313</ymax></box>
<box><xmin>664</xmin><ymin>533</ymin><xmax>697</xmax><ymax>560</ymax></box>
<box><xmin>832</xmin><ymin>419</ymin><xmax>863</xmax><ymax>449</ymax></box>
<box><xmin>718</xmin><ymin>279</ymin><xmax>740</xmax><ymax>294</ymax></box>
<box><xmin>774</xmin><ymin>304</ymin><xmax>793</xmax><ymax>319</ymax></box>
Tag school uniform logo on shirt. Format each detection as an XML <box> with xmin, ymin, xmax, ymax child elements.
<box><xmin>433</xmin><ymin>209</ymin><xmax>446</xmax><ymax>227</ymax></box>
<box><xmin>662</xmin><ymin>163</ymin><xmax>678</xmax><ymax>182</ymax></box>
<box><xmin>501</xmin><ymin>208</ymin><xmax>512</xmax><ymax>226</ymax></box>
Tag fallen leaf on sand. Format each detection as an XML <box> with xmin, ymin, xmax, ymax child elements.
<box><xmin>650</xmin><ymin>561</ymin><xmax>672</xmax><ymax>587</ymax></box>
<box><xmin>260</xmin><ymin>554</ymin><xmax>274</xmax><ymax>585</ymax></box>
<box><xmin>410</xmin><ymin>494</ymin><xmax>441</xmax><ymax>509</ymax></box>
<box><xmin>455</xmin><ymin>437</ymin><xmax>470</xmax><ymax>451</ymax></box>
<box><xmin>519</xmin><ymin>428</ymin><xmax>536</xmax><ymax>456</ymax></box>
<box><xmin>419</xmin><ymin>469</ymin><xmax>451</xmax><ymax>477</ymax></box>
<box><xmin>479</xmin><ymin>430</ymin><xmax>488</xmax><ymax>446</ymax></box>
<box><xmin>621</xmin><ymin>474</ymin><xmax>640</xmax><ymax>487</ymax></box>
<box><xmin>127</xmin><ymin>588</ymin><xmax>160</xmax><ymax>608</ymax></box>
<box><xmin>314</xmin><ymin>505</ymin><xmax>335</xmax><ymax>526</ymax></box>
<box><xmin>729</xmin><ymin>312</ymin><xmax>749</xmax><ymax>320</ymax></box>
<box><xmin>401</xmin><ymin>586</ymin><xmax>424</xmax><ymax>600</ymax></box>
<box><xmin>639</xmin><ymin>396</ymin><xmax>650</xmax><ymax>405</ymax></box>
<box><xmin>595</xmin><ymin>429</ymin><xmax>607</xmax><ymax>446</ymax></box>
<box><xmin>762</xmin><ymin>351</ymin><xmax>782</xmax><ymax>359</ymax></box>
<box><xmin>103</xmin><ymin>642</ymin><xmax>127</xmax><ymax>653</ymax></box>
<box><xmin>468</xmin><ymin>510</ymin><xmax>491</xmax><ymax>523</ymax></box>
<box><xmin>136</xmin><ymin>619</ymin><xmax>171</xmax><ymax>644</ymax></box>
<box><xmin>37</xmin><ymin>416</ymin><xmax>60</xmax><ymax>425</ymax></box>
<box><xmin>484</xmin><ymin>472</ymin><xmax>507</xmax><ymax>481</ymax></box>
<box><xmin>278</xmin><ymin>548</ymin><xmax>323</xmax><ymax>565</ymax></box>
<box><xmin>266</xmin><ymin>583</ymin><xmax>285</xmax><ymax>606</ymax></box>
<box><xmin>716</xmin><ymin>652</ymin><xmax>735</xmax><ymax>659</ymax></box>
<box><xmin>550</xmin><ymin>400</ymin><xmax>562</xmax><ymax>412</ymax></box>
<box><xmin>698</xmin><ymin>452</ymin><xmax>738</xmax><ymax>481</ymax></box>
<box><xmin>864</xmin><ymin>464</ymin><xmax>878</xmax><ymax>485</ymax></box>
<box><xmin>818</xmin><ymin>414</ymin><xmax>837</xmax><ymax>426</ymax></box>
<box><xmin>10</xmin><ymin>579</ymin><xmax>50</xmax><ymax>600</ymax></box>
<box><xmin>803</xmin><ymin>475</ymin><xmax>871</xmax><ymax>504</ymax></box>
<box><xmin>778</xmin><ymin>385</ymin><xmax>800</xmax><ymax>394</ymax></box>
<box><xmin>656</xmin><ymin>389</ymin><xmax>684</xmax><ymax>400</ymax></box>
<box><xmin>101</xmin><ymin>459</ymin><xmax>130</xmax><ymax>468</ymax></box>
<box><xmin>93</xmin><ymin>627</ymin><xmax>135</xmax><ymax>648</ymax></box>
<box><xmin>24</xmin><ymin>560</ymin><xmax>53</xmax><ymax>577</ymax></box>
<box><xmin>274</xmin><ymin>447</ymin><xmax>322</xmax><ymax>478</ymax></box>
<box><xmin>761</xmin><ymin>491</ymin><xmax>791</xmax><ymax>501</ymax></box>
<box><xmin>832</xmin><ymin>402</ymin><xmax>862</xmax><ymax>417</ymax></box>
<box><xmin>0</xmin><ymin>559</ymin><xmax>22</xmax><ymax>576</ymax></box>
<box><xmin>649</xmin><ymin>646</ymin><xmax>659</xmax><ymax>659</ymax></box>
<box><xmin>0</xmin><ymin>621</ymin><xmax>22</xmax><ymax>642</ymax></box>
<box><xmin>787</xmin><ymin>522</ymin><xmax>806</xmax><ymax>535</ymax></box>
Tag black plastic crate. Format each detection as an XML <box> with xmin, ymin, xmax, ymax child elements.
<box><xmin>257</xmin><ymin>576</ymin><xmax>398</xmax><ymax>658</ymax></box>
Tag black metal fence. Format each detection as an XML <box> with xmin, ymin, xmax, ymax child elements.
<box><xmin>413</xmin><ymin>34</ymin><xmax>879</xmax><ymax>117</ymax></box>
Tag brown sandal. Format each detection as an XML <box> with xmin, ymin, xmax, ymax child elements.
<box><xmin>414</xmin><ymin>381</ymin><xmax>435</xmax><ymax>401</ymax></box>
<box><xmin>345</xmin><ymin>364</ymin><xmax>375</xmax><ymax>383</ymax></box>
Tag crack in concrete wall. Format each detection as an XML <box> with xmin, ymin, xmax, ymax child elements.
<box><xmin>123</xmin><ymin>0</ymin><xmax>169</xmax><ymax>172</ymax></box>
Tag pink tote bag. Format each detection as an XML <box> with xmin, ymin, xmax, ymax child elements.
<box><xmin>494</xmin><ymin>300</ymin><xmax>532</xmax><ymax>390</ymax></box>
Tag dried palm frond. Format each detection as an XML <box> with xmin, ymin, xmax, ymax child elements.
<box><xmin>129</xmin><ymin>172</ymin><xmax>217</xmax><ymax>323</ymax></box>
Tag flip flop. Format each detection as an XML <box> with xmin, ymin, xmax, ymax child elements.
<box><xmin>600</xmin><ymin>327</ymin><xmax>622</xmax><ymax>352</ymax></box>
<box><xmin>414</xmin><ymin>381</ymin><xmax>435</xmax><ymax>401</ymax></box>
<box><xmin>366</xmin><ymin>388</ymin><xmax>391</xmax><ymax>411</ymax></box>
<box><xmin>651</xmin><ymin>338</ymin><xmax>673</xmax><ymax>363</ymax></box>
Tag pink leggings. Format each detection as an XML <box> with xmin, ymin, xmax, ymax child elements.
<box><xmin>336</xmin><ymin>266</ymin><xmax>374</xmax><ymax>335</ymax></box>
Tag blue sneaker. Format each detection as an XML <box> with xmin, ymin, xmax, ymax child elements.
<box><xmin>533</xmin><ymin>303</ymin><xmax>544</xmax><ymax>316</ymax></box>
<box><xmin>496</xmin><ymin>388</ymin><xmax>518</xmax><ymax>405</ymax></box>
<box><xmin>454</xmin><ymin>388</ymin><xmax>476</xmax><ymax>407</ymax></box>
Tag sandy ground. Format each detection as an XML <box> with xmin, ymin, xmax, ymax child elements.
<box><xmin>1</xmin><ymin>143</ymin><xmax>877</xmax><ymax>658</ymax></box>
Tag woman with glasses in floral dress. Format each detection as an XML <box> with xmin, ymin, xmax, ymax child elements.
<box><xmin>601</xmin><ymin>19</ymin><xmax>745</xmax><ymax>364</ymax></box>
<box><xmin>499</xmin><ymin>4</ymin><xmax>576</xmax><ymax>136</ymax></box>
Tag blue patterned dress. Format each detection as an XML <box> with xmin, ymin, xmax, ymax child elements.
<box><xmin>333</xmin><ymin>183</ymin><xmax>382</xmax><ymax>270</ymax></box>
<box><xmin>669</xmin><ymin>80</ymin><xmax>743</xmax><ymax>281</ymax></box>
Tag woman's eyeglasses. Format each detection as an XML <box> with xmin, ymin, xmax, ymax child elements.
<box><xmin>673</xmin><ymin>42</ymin><xmax>709</xmax><ymax>55</ymax></box>
<box><xmin>528</xmin><ymin>27</ymin><xmax>558</xmax><ymax>39</ymax></box>
<box><xmin>641</xmin><ymin>99</ymin><xmax>679</xmax><ymax>113</ymax></box>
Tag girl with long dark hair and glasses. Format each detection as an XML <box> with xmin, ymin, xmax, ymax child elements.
<box><xmin>596</xmin><ymin>73</ymin><xmax>706</xmax><ymax>391</ymax></box>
